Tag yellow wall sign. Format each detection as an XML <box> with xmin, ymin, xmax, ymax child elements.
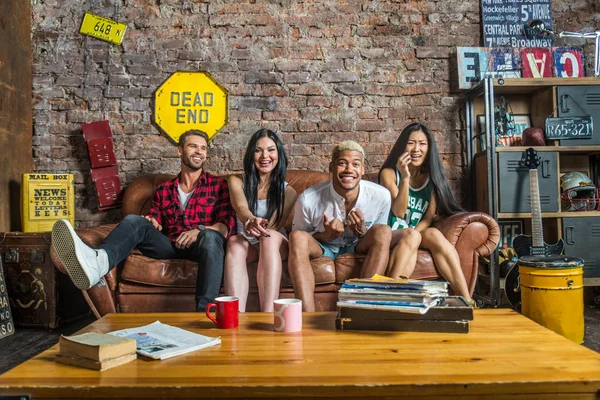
<box><xmin>21</xmin><ymin>174</ymin><xmax>75</xmax><ymax>232</ymax></box>
<box><xmin>154</xmin><ymin>71</ymin><xmax>229</xmax><ymax>143</ymax></box>
<box><xmin>79</xmin><ymin>12</ymin><xmax>127</xmax><ymax>45</ymax></box>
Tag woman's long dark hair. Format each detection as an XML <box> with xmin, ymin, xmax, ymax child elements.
<box><xmin>243</xmin><ymin>129</ymin><xmax>288</xmax><ymax>225</ymax></box>
<box><xmin>378</xmin><ymin>123</ymin><xmax>463</xmax><ymax>216</ymax></box>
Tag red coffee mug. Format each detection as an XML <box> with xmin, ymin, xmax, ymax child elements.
<box><xmin>205</xmin><ymin>296</ymin><xmax>239</xmax><ymax>329</ymax></box>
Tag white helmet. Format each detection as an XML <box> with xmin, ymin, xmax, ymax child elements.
<box><xmin>560</xmin><ymin>172</ymin><xmax>598</xmax><ymax>211</ymax></box>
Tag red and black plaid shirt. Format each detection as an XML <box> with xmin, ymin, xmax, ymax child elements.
<box><xmin>147</xmin><ymin>171</ymin><xmax>236</xmax><ymax>241</ymax></box>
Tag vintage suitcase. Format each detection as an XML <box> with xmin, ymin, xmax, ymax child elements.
<box><xmin>336</xmin><ymin>297</ymin><xmax>473</xmax><ymax>334</ymax></box>
<box><xmin>338</xmin><ymin>296</ymin><xmax>474</xmax><ymax>321</ymax></box>
<box><xmin>0</xmin><ymin>232</ymin><xmax>90</xmax><ymax>329</ymax></box>
<box><xmin>335</xmin><ymin>316</ymin><xmax>470</xmax><ymax>333</ymax></box>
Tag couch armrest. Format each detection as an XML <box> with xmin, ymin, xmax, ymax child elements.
<box><xmin>433</xmin><ymin>212</ymin><xmax>500</xmax><ymax>258</ymax></box>
<box><xmin>432</xmin><ymin>212</ymin><xmax>500</xmax><ymax>295</ymax></box>
<box><xmin>50</xmin><ymin>223</ymin><xmax>119</xmax><ymax>318</ymax></box>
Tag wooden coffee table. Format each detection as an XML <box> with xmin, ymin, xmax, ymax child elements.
<box><xmin>1</xmin><ymin>310</ymin><xmax>599</xmax><ymax>399</ymax></box>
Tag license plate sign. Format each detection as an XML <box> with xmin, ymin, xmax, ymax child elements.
<box><xmin>79</xmin><ymin>12</ymin><xmax>127</xmax><ymax>45</ymax></box>
<box><xmin>545</xmin><ymin>116</ymin><xmax>593</xmax><ymax>140</ymax></box>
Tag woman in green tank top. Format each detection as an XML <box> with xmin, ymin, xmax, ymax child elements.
<box><xmin>379</xmin><ymin>123</ymin><xmax>473</xmax><ymax>303</ymax></box>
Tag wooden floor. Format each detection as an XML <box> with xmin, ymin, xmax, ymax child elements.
<box><xmin>0</xmin><ymin>315</ymin><xmax>96</xmax><ymax>375</ymax></box>
<box><xmin>1</xmin><ymin>306</ymin><xmax>599</xmax><ymax>376</ymax></box>
<box><xmin>1</xmin><ymin>309</ymin><xmax>600</xmax><ymax>399</ymax></box>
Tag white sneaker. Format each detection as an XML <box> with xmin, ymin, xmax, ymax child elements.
<box><xmin>52</xmin><ymin>219</ymin><xmax>109</xmax><ymax>290</ymax></box>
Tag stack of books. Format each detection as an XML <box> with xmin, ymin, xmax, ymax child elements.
<box><xmin>55</xmin><ymin>332</ymin><xmax>137</xmax><ymax>371</ymax></box>
<box><xmin>335</xmin><ymin>275</ymin><xmax>473</xmax><ymax>333</ymax></box>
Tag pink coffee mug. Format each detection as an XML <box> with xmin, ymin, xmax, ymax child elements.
<box><xmin>206</xmin><ymin>296</ymin><xmax>239</xmax><ymax>329</ymax></box>
<box><xmin>273</xmin><ymin>299</ymin><xmax>302</xmax><ymax>332</ymax></box>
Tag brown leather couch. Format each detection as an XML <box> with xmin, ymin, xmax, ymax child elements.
<box><xmin>51</xmin><ymin>170</ymin><xmax>500</xmax><ymax>317</ymax></box>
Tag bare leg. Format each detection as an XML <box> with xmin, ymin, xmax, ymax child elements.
<box><xmin>387</xmin><ymin>229</ymin><xmax>421</xmax><ymax>279</ymax></box>
<box><xmin>256</xmin><ymin>229</ymin><xmax>288</xmax><ymax>312</ymax></box>
<box><xmin>224</xmin><ymin>234</ymin><xmax>258</xmax><ymax>312</ymax></box>
<box><xmin>288</xmin><ymin>230</ymin><xmax>325</xmax><ymax>312</ymax></box>
<box><xmin>420</xmin><ymin>227</ymin><xmax>472</xmax><ymax>301</ymax></box>
<box><xmin>355</xmin><ymin>224</ymin><xmax>392</xmax><ymax>278</ymax></box>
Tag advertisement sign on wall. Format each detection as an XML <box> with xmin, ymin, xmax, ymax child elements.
<box><xmin>481</xmin><ymin>0</ymin><xmax>553</xmax><ymax>48</ymax></box>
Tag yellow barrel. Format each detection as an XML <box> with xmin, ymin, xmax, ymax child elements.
<box><xmin>519</xmin><ymin>255</ymin><xmax>584</xmax><ymax>343</ymax></box>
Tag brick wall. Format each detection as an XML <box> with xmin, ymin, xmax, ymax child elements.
<box><xmin>30</xmin><ymin>0</ymin><xmax>597</xmax><ymax>227</ymax></box>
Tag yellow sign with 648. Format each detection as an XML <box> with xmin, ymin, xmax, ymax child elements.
<box><xmin>79</xmin><ymin>12</ymin><xmax>127</xmax><ymax>45</ymax></box>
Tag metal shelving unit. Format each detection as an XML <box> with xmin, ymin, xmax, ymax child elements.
<box><xmin>465</xmin><ymin>78</ymin><xmax>501</xmax><ymax>307</ymax></box>
<box><xmin>465</xmin><ymin>77</ymin><xmax>600</xmax><ymax>307</ymax></box>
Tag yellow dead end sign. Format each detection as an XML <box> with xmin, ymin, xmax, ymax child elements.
<box><xmin>154</xmin><ymin>71</ymin><xmax>229</xmax><ymax>143</ymax></box>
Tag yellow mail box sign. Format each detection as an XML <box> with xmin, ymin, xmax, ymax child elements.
<box><xmin>154</xmin><ymin>71</ymin><xmax>229</xmax><ymax>143</ymax></box>
<box><xmin>21</xmin><ymin>174</ymin><xmax>75</xmax><ymax>233</ymax></box>
<box><xmin>79</xmin><ymin>12</ymin><xmax>127</xmax><ymax>45</ymax></box>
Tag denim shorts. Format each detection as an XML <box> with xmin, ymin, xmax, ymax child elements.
<box><xmin>318</xmin><ymin>241</ymin><xmax>358</xmax><ymax>260</ymax></box>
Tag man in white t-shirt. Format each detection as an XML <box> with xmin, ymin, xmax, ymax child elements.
<box><xmin>289</xmin><ymin>140</ymin><xmax>392</xmax><ymax>311</ymax></box>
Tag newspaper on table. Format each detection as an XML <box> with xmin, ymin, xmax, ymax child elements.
<box><xmin>110</xmin><ymin>321</ymin><xmax>220</xmax><ymax>360</ymax></box>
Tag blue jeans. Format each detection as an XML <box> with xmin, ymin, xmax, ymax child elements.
<box><xmin>98</xmin><ymin>215</ymin><xmax>226</xmax><ymax>311</ymax></box>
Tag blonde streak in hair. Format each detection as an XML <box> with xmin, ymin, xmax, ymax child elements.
<box><xmin>332</xmin><ymin>140</ymin><xmax>365</xmax><ymax>161</ymax></box>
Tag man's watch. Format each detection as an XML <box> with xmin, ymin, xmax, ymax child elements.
<box><xmin>197</xmin><ymin>224</ymin><xmax>206</xmax><ymax>231</ymax></box>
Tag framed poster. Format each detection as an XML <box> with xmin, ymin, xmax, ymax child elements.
<box><xmin>481</xmin><ymin>0</ymin><xmax>553</xmax><ymax>48</ymax></box>
<box><xmin>476</xmin><ymin>114</ymin><xmax>530</xmax><ymax>148</ymax></box>
<box><xmin>499</xmin><ymin>220</ymin><xmax>523</xmax><ymax>249</ymax></box>
<box><xmin>512</xmin><ymin>114</ymin><xmax>531</xmax><ymax>136</ymax></box>
<box><xmin>496</xmin><ymin>114</ymin><xmax>530</xmax><ymax>146</ymax></box>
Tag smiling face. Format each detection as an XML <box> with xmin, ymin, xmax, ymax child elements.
<box><xmin>331</xmin><ymin>150</ymin><xmax>364</xmax><ymax>194</ymax></box>
<box><xmin>178</xmin><ymin>134</ymin><xmax>208</xmax><ymax>171</ymax></box>
<box><xmin>405</xmin><ymin>129</ymin><xmax>429</xmax><ymax>168</ymax></box>
<box><xmin>253</xmin><ymin>136</ymin><xmax>279</xmax><ymax>175</ymax></box>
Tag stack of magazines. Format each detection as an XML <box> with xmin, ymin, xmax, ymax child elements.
<box><xmin>337</xmin><ymin>274</ymin><xmax>449</xmax><ymax>313</ymax></box>
<box><xmin>336</xmin><ymin>275</ymin><xmax>473</xmax><ymax>333</ymax></box>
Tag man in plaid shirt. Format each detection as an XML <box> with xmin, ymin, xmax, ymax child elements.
<box><xmin>52</xmin><ymin>130</ymin><xmax>236</xmax><ymax>311</ymax></box>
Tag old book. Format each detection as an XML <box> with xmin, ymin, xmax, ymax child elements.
<box><xmin>59</xmin><ymin>332</ymin><xmax>137</xmax><ymax>362</ymax></box>
<box><xmin>55</xmin><ymin>352</ymin><xmax>136</xmax><ymax>371</ymax></box>
<box><xmin>335</xmin><ymin>316</ymin><xmax>470</xmax><ymax>333</ymax></box>
<box><xmin>339</xmin><ymin>296</ymin><xmax>474</xmax><ymax>321</ymax></box>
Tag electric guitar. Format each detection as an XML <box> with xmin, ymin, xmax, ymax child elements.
<box><xmin>505</xmin><ymin>148</ymin><xmax>565</xmax><ymax>311</ymax></box>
